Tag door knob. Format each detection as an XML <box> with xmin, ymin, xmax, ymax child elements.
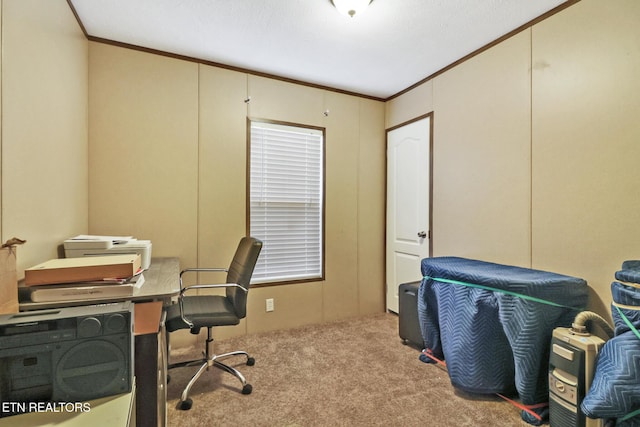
<box><xmin>417</xmin><ymin>231</ymin><xmax>427</xmax><ymax>238</ymax></box>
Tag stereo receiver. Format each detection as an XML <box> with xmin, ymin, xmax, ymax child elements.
<box><xmin>0</xmin><ymin>302</ymin><xmax>134</xmax><ymax>416</ymax></box>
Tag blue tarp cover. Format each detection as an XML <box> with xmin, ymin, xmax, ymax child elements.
<box><xmin>418</xmin><ymin>257</ymin><xmax>588</xmax><ymax>424</ymax></box>
<box><xmin>582</xmin><ymin>261</ymin><xmax>640</xmax><ymax>427</ymax></box>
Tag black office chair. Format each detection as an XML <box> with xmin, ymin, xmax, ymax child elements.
<box><xmin>165</xmin><ymin>236</ymin><xmax>262</xmax><ymax>410</ymax></box>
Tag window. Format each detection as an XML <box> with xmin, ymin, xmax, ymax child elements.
<box><xmin>249</xmin><ymin>120</ymin><xmax>324</xmax><ymax>284</ymax></box>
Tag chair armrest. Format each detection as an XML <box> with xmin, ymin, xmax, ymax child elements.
<box><xmin>180</xmin><ymin>283</ymin><xmax>248</xmax><ymax>296</ymax></box>
<box><xmin>176</xmin><ymin>283</ymin><xmax>248</xmax><ymax>329</ymax></box>
<box><xmin>179</xmin><ymin>267</ymin><xmax>228</xmax><ymax>291</ymax></box>
<box><xmin>180</xmin><ymin>267</ymin><xmax>228</xmax><ymax>277</ymax></box>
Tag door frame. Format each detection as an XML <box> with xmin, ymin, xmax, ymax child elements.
<box><xmin>385</xmin><ymin>112</ymin><xmax>434</xmax><ymax>308</ymax></box>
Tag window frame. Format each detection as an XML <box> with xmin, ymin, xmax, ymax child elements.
<box><xmin>247</xmin><ymin>118</ymin><xmax>326</xmax><ymax>286</ymax></box>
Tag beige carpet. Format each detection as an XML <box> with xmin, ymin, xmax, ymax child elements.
<box><xmin>166</xmin><ymin>312</ymin><xmax>534</xmax><ymax>427</ymax></box>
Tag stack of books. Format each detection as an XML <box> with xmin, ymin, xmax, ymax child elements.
<box><xmin>21</xmin><ymin>254</ymin><xmax>143</xmax><ymax>303</ymax></box>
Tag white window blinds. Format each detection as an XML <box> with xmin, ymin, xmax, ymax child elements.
<box><xmin>249</xmin><ymin>121</ymin><xmax>324</xmax><ymax>283</ymax></box>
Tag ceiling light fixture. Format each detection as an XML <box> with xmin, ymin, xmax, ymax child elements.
<box><xmin>331</xmin><ymin>0</ymin><xmax>372</xmax><ymax>18</ymax></box>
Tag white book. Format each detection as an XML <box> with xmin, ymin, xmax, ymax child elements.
<box><xmin>27</xmin><ymin>274</ymin><xmax>145</xmax><ymax>303</ymax></box>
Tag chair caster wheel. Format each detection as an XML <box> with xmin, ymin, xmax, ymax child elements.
<box><xmin>247</xmin><ymin>357</ymin><xmax>255</xmax><ymax>366</ymax></box>
<box><xmin>242</xmin><ymin>384</ymin><xmax>253</xmax><ymax>395</ymax></box>
<box><xmin>178</xmin><ymin>398</ymin><xmax>193</xmax><ymax>410</ymax></box>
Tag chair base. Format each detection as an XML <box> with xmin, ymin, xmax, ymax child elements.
<box><xmin>168</xmin><ymin>328</ymin><xmax>254</xmax><ymax>410</ymax></box>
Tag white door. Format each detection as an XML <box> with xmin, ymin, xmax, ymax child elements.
<box><xmin>386</xmin><ymin>117</ymin><xmax>431</xmax><ymax>313</ymax></box>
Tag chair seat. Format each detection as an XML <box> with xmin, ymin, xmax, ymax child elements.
<box><xmin>165</xmin><ymin>295</ymin><xmax>240</xmax><ymax>332</ymax></box>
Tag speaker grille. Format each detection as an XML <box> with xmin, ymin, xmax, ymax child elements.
<box><xmin>550</xmin><ymin>394</ymin><xmax>579</xmax><ymax>427</ymax></box>
<box><xmin>54</xmin><ymin>337</ymin><xmax>129</xmax><ymax>401</ymax></box>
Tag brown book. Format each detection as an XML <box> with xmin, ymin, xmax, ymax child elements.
<box><xmin>24</xmin><ymin>254</ymin><xmax>142</xmax><ymax>286</ymax></box>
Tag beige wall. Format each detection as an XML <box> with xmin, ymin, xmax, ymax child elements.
<box><xmin>88</xmin><ymin>43</ymin><xmax>200</xmax><ymax>269</ymax></box>
<box><xmin>88</xmin><ymin>44</ymin><xmax>386</xmax><ymax>342</ymax></box>
<box><xmin>0</xmin><ymin>0</ymin><xmax>88</xmax><ymax>276</ymax></box>
<box><xmin>386</xmin><ymin>0</ymin><xmax>640</xmax><ymax>316</ymax></box>
<box><xmin>530</xmin><ymin>0</ymin><xmax>640</xmax><ymax>316</ymax></box>
<box><xmin>385</xmin><ymin>81</ymin><xmax>433</xmax><ymax>129</ymax></box>
<box><xmin>432</xmin><ymin>30</ymin><xmax>532</xmax><ymax>267</ymax></box>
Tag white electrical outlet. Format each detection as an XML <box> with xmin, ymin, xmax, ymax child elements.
<box><xmin>266</xmin><ymin>298</ymin><xmax>274</xmax><ymax>312</ymax></box>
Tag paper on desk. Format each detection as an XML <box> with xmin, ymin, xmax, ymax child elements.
<box><xmin>68</xmin><ymin>235</ymin><xmax>134</xmax><ymax>242</ymax></box>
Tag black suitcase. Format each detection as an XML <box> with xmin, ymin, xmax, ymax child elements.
<box><xmin>398</xmin><ymin>281</ymin><xmax>425</xmax><ymax>349</ymax></box>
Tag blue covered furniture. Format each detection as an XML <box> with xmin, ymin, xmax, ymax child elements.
<box><xmin>582</xmin><ymin>261</ymin><xmax>640</xmax><ymax>427</ymax></box>
<box><xmin>418</xmin><ymin>257</ymin><xmax>588</xmax><ymax>424</ymax></box>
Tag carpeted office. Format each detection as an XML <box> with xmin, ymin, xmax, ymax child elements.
<box><xmin>0</xmin><ymin>0</ymin><xmax>639</xmax><ymax>426</ymax></box>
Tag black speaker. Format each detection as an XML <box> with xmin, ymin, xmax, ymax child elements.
<box><xmin>399</xmin><ymin>281</ymin><xmax>425</xmax><ymax>349</ymax></box>
<box><xmin>0</xmin><ymin>302</ymin><xmax>133</xmax><ymax>413</ymax></box>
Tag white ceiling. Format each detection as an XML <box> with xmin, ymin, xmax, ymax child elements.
<box><xmin>69</xmin><ymin>0</ymin><xmax>569</xmax><ymax>99</ymax></box>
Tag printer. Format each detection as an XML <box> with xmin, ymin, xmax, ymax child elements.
<box><xmin>63</xmin><ymin>235</ymin><xmax>152</xmax><ymax>270</ymax></box>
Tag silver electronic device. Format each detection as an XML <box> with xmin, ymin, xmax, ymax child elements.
<box><xmin>549</xmin><ymin>327</ymin><xmax>605</xmax><ymax>427</ymax></box>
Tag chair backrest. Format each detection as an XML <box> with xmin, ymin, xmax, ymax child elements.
<box><xmin>225</xmin><ymin>237</ymin><xmax>263</xmax><ymax>319</ymax></box>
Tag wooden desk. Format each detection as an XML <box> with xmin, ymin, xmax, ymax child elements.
<box><xmin>134</xmin><ymin>301</ymin><xmax>167</xmax><ymax>427</ymax></box>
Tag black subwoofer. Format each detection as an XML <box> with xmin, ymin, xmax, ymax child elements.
<box><xmin>398</xmin><ymin>281</ymin><xmax>424</xmax><ymax>349</ymax></box>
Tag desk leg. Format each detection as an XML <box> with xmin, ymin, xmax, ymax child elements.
<box><xmin>134</xmin><ymin>312</ymin><xmax>167</xmax><ymax>427</ymax></box>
